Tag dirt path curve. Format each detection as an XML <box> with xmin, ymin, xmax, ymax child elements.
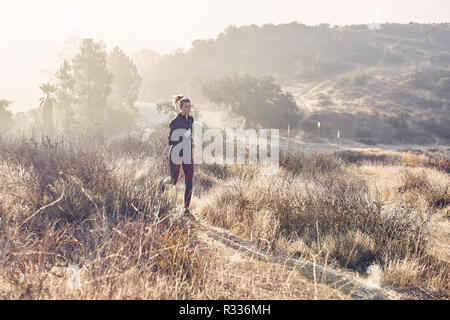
<box><xmin>183</xmin><ymin>212</ymin><xmax>402</xmax><ymax>300</ymax></box>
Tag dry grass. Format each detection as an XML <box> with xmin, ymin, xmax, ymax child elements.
<box><xmin>1</xmin><ymin>130</ymin><xmax>448</xmax><ymax>299</ymax></box>
<box><xmin>0</xmin><ymin>132</ymin><xmax>210</xmax><ymax>299</ymax></box>
<box><xmin>197</xmin><ymin>150</ymin><xmax>450</xmax><ymax>298</ymax></box>
<box><xmin>194</xmin><ymin>230</ymin><xmax>348</xmax><ymax>300</ymax></box>
<box><xmin>402</xmin><ymin>153</ymin><xmax>430</xmax><ymax>168</ymax></box>
<box><xmin>0</xmin><ymin>130</ymin><xmax>347</xmax><ymax>300</ymax></box>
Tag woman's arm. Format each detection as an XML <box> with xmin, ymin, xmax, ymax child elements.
<box><xmin>168</xmin><ymin>120</ymin><xmax>182</xmax><ymax>146</ymax></box>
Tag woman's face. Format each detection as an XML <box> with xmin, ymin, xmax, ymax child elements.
<box><xmin>180</xmin><ymin>102</ymin><xmax>191</xmax><ymax>116</ymax></box>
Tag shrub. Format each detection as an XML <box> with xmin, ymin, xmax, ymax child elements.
<box><xmin>0</xmin><ymin>134</ymin><xmax>208</xmax><ymax>299</ymax></box>
<box><xmin>201</xmin><ymin>151</ymin><xmax>432</xmax><ymax>274</ymax></box>
<box><xmin>438</xmin><ymin>77</ymin><xmax>450</xmax><ymax>92</ymax></box>
<box><xmin>399</xmin><ymin>169</ymin><xmax>449</xmax><ymax>209</ymax></box>
<box><xmin>280</xmin><ymin>150</ymin><xmax>344</xmax><ymax>177</ymax></box>
<box><xmin>402</xmin><ymin>68</ymin><xmax>431</xmax><ymax>89</ymax></box>
<box><xmin>200</xmin><ymin>163</ymin><xmax>230</xmax><ymax>180</ymax></box>
<box><xmin>338</xmin><ymin>69</ymin><xmax>370</xmax><ymax>86</ymax></box>
<box><xmin>336</xmin><ymin>150</ymin><xmax>400</xmax><ymax>165</ymax></box>
<box><xmin>402</xmin><ymin>153</ymin><xmax>429</xmax><ymax>168</ymax></box>
<box><xmin>0</xmin><ymin>134</ymin><xmax>176</xmax><ymax>233</ymax></box>
<box><xmin>435</xmin><ymin>157</ymin><xmax>450</xmax><ymax>173</ymax></box>
<box><xmin>316</xmin><ymin>93</ymin><xmax>334</xmax><ymax>106</ymax></box>
<box><xmin>382</xmin><ymin>52</ymin><xmax>404</xmax><ymax>64</ymax></box>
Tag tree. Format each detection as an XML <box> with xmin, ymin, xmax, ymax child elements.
<box><xmin>0</xmin><ymin>99</ymin><xmax>13</xmax><ymax>134</ymax></box>
<box><xmin>71</xmin><ymin>39</ymin><xmax>113</xmax><ymax>136</ymax></box>
<box><xmin>54</xmin><ymin>60</ymin><xmax>76</xmax><ymax>131</ymax></box>
<box><xmin>106</xmin><ymin>46</ymin><xmax>142</xmax><ymax>135</ymax></box>
<box><xmin>108</xmin><ymin>47</ymin><xmax>141</xmax><ymax>107</ymax></box>
<box><xmin>53</xmin><ymin>40</ymin><xmax>146</xmax><ymax>138</ymax></box>
<box><xmin>202</xmin><ymin>74</ymin><xmax>302</xmax><ymax>128</ymax></box>
<box><xmin>39</xmin><ymin>82</ymin><xmax>57</xmax><ymax>133</ymax></box>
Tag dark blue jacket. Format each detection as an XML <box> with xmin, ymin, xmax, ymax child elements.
<box><xmin>168</xmin><ymin>113</ymin><xmax>194</xmax><ymax>150</ymax></box>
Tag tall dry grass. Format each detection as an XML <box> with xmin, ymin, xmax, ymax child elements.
<box><xmin>1</xmin><ymin>130</ymin><xmax>448</xmax><ymax>299</ymax></box>
<box><xmin>1</xmin><ymin>130</ymin><xmax>346</xmax><ymax>300</ymax></box>
<box><xmin>197</xmin><ymin>149</ymin><xmax>449</xmax><ymax>298</ymax></box>
<box><xmin>0</xmin><ymin>131</ymin><xmax>209</xmax><ymax>299</ymax></box>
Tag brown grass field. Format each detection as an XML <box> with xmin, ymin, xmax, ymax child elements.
<box><xmin>0</xmin><ymin>128</ymin><xmax>448</xmax><ymax>300</ymax></box>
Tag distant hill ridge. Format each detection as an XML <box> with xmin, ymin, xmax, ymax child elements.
<box><xmin>135</xmin><ymin>22</ymin><xmax>450</xmax><ymax>144</ymax></box>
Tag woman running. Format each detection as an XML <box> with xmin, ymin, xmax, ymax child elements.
<box><xmin>159</xmin><ymin>95</ymin><xmax>195</xmax><ymax>215</ymax></box>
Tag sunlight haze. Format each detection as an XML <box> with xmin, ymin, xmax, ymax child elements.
<box><xmin>1</xmin><ymin>0</ymin><xmax>449</xmax><ymax>112</ymax></box>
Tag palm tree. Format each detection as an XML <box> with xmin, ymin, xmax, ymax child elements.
<box><xmin>39</xmin><ymin>83</ymin><xmax>57</xmax><ymax>132</ymax></box>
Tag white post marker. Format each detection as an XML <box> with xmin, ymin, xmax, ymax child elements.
<box><xmin>284</xmin><ymin>124</ymin><xmax>290</xmax><ymax>150</ymax></box>
<box><xmin>337</xmin><ymin>130</ymin><xmax>341</xmax><ymax>151</ymax></box>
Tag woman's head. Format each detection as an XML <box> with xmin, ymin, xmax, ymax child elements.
<box><xmin>172</xmin><ymin>95</ymin><xmax>191</xmax><ymax>116</ymax></box>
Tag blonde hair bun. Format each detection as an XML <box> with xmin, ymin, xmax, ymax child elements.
<box><xmin>171</xmin><ymin>94</ymin><xmax>184</xmax><ymax>107</ymax></box>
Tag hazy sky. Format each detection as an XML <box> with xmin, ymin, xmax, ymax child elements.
<box><xmin>1</xmin><ymin>0</ymin><xmax>450</xmax><ymax>112</ymax></box>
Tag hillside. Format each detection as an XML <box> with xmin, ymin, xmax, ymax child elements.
<box><xmin>134</xmin><ymin>22</ymin><xmax>450</xmax><ymax>145</ymax></box>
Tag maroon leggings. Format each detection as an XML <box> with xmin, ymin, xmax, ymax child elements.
<box><xmin>169</xmin><ymin>153</ymin><xmax>194</xmax><ymax>208</ymax></box>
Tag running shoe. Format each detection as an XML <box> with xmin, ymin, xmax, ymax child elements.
<box><xmin>158</xmin><ymin>176</ymin><xmax>171</xmax><ymax>193</ymax></box>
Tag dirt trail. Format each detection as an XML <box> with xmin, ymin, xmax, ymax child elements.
<box><xmin>170</xmin><ymin>204</ymin><xmax>404</xmax><ymax>300</ymax></box>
